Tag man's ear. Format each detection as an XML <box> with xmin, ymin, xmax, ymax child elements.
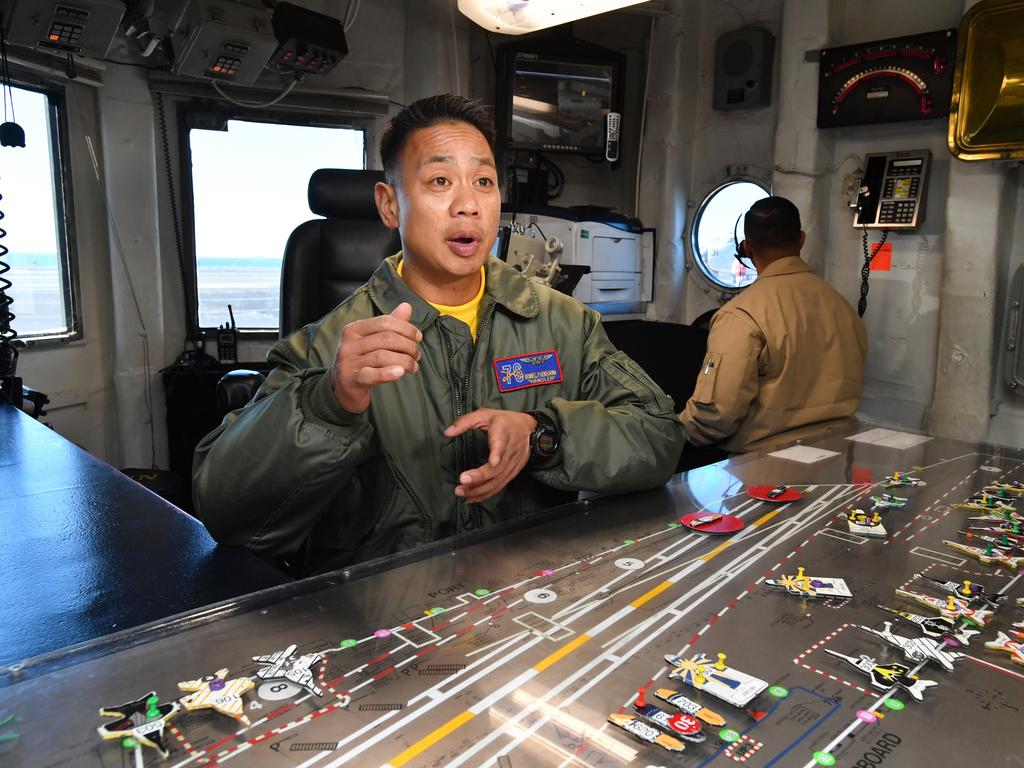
<box><xmin>798</xmin><ymin>230</ymin><xmax>806</xmax><ymax>250</ymax></box>
<box><xmin>375</xmin><ymin>181</ymin><xmax>400</xmax><ymax>229</ymax></box>
<box><xmin>743</xmin><ymin>240</ymin><xmax>752</xmax><ymax>258</ymax></box>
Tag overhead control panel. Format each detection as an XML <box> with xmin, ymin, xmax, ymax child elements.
<box><xmin>171</xmin><ymin>0</ymin><xmax>277</xmax><ymax>86</ymax></box>
<box><xmin>1</xmin><ymin>0</ymin><xmax>124</xmax><ymax>58</ymax></box>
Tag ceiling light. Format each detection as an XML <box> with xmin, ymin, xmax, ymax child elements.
<box><xmin>457</xmin><ymin>1</ymin><xmax>648</xmax><ymax>35</ymax></box>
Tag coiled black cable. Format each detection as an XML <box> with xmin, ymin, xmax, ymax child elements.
<box><xmin>858</xmin><ymin>227</ymin><xmax>889</xmax><ymax>318</ymax></box>
<box><xmin>0</xmin><ymin>185</ymin><xmax>19</xmax><ymax>378</ymax></box>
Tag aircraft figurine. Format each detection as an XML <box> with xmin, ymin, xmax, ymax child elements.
<box><xmin>914</xmin><ymin>574</ymin><xmax>1005</xmax><ymax>610</ymax></box>
<box><xmin>985</xmin><ymin>481</ymin><xmax>1024</xmax><ymax>497</ymax></box>
<box><xmin>178</xmin><ymin>668</ymin><xmax>255</xmax><ymax>726</ymax></box>
<box><xmin>856</xmin><ymin>622</ymin><xmax>963</xmax><ymax>672</ymax></box>
<box><xmin>955</xmin><ymin>495</ymin><xmax>1016</xmax><ymax>513</ymax></box>
<box><xmin>957</xmin><ymin>530</ymin><xmax>1023</xmax><ymax>554</ymax></box>
<box><xmin>253</xmin><ymin>644</ymin><xmax>324</xmax><ymax>696</ymax></box>
<box><xmin>984</xmin><ymin>631</ymin><xmax>1024</xmax><ymax>666</ymax></box>
<box><xmin>765</xmin><ymin>567</ymin><xmax>852</xmax><ymax>599</ymax></box>
<box><xmin>943</xmin><ymin>539</ymin><xmax>1024</xmax><ymax>569</ymax></box>
<box><xmin>607</xmin><ymin>713</ymin><xmax>686</xmax><ymax>752</ymax></box>
<box><xmin>653</xmin><ymin>688</ymin><xmax>726</xmax><ymax>726</ymax></box>
<box><xmin>97</xmin><ymin>692</ymin><xmax>180</xmax><ymax>758</ymax></box>
<box><xmin>632</xmin><ymin>689</ymin><xmax>706</xmax><ymax>743</ymax></box>
<box><xmin>823</xmin><ymin>649</ymin><xmax>937</xmax><ymax>701</ymax></box>
<box><xmin>876</xmin><ymin>604</ymin><xmax>980</xmax><ymax>646</ymax></box>
<box><xmin>871</xmin><ymin>493</ymin><xmax>908</xmax><ymax>510</ymax></box>
<box><xmin>883</xmin><ymin>472</ymin><xmax>925</xmax><ymax>488</ymax></box>
<box><xmin>664</xmin><ymin>652</ymin><xmax>768</xmax><ymax>708</ymax></box>
<box><xmin>848</xmin><ymin>509</ymin><xmax>887</xmax><ymax>537</ymax></box>
<box><xmin>894</xmin><ymin>588</ymin><xmax>994</xmax><ymax>627</ymax></box>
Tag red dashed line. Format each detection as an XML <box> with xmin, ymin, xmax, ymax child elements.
<box><xmin>373</xmin><ymin>665</ymin><xmax>396</xmax><ymax>681</ymax></box>
<box><xmin>366</xmin><ymin>652</ymin><xmax>390</xmax><ymax>665</ymax></box>
<box><xmin>264</xmin><ymin>703</ymin><xmax>295</xmax><ymax>721</ymax></box>
<box><xmin>204</xmin><ymin>734</ymin><xmax>235</xmax><ymax>754</ymax></box>
<box><xmin>415</xmin><ymin>644</ymin><xmax>437</xmax><ymax>656</ymax></box>
<box><xmin>490</xmin><ymin>607</ymin><xmax>510</xmax><ymax>619</ymax></box>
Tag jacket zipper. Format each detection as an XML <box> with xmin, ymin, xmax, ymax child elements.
<box><xmin>463</xmin><ymin>301</ymin><xmax>496</xmax><ymax>529</ymax></box>
<box><xmin>440</xmin><ymin>324</ymin><xmax>471</xmax><ymax>532</ymax></box>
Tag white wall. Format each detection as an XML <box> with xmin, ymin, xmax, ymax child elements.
<box><xmin>14</xmin><ymin>81</ymin><xmax>119</xmax><ymax>462</ymax></box>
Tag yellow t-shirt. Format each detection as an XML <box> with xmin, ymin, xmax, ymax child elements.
<box><xmin>397</xmin><ymin>260</ymin><xmax>486</xmax><ymax>341</ymax></box>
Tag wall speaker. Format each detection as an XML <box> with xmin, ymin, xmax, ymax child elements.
<box><xmin>713</xmin><ymin>26</ymin><xmax>775</xmax><ymax>111</ymax></box>
<box><xmin>716</xmin><ymin>25</ymin><xmax>770</xmax><ymax>111</ymax></box>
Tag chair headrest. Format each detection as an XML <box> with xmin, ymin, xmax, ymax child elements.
<box><xmin>308</xmin><ymin>168</ymin><xmax>386</xmax><ymax>219</ymax></box>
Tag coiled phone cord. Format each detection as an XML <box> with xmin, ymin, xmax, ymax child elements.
<box><xmin>858</xmin><ymin>227</ymin><xmax>889</xmax><ymax>317</ymax></box>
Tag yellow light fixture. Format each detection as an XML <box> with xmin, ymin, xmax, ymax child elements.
<box><xmin>457</xmin><ymin>0</ymin><xmax>648</xmax><ymax>35</ymax></box>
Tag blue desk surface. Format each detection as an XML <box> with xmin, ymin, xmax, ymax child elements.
<box><xmin>0</xmin><ymin>402</ymin><xmax>288</xmax><ymax>666</ymax></box>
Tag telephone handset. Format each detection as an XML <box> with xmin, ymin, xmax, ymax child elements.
<box><xmin>853</xmin><ymin>150</ymin><xmax>931</xmax><ymax>229</ymax></box>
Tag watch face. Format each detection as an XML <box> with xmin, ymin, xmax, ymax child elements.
<box><xmin>536</xmin><ymin>432</ymin><xmax>557</xmax><ymax>454</ymax></box>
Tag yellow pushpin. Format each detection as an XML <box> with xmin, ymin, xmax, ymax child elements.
<box><xmin>796</xmin><ymin>567</ymin><xmax>806</xmax><ymax>580</ymax></box>
<box><xmin>694</xmin><ymin>670</ymin><xmax>706</xmax><ymax>686</ymax></box>
<box><xmin>962</xmin><ymin>580</ymin><xmax>972</xmax><ymax>596</ymax></box>
<box><xmin>872</xmin><ymin>512</ymin><xmax>880</xmax><ymax>523</ymax></box>
<box><xmin>946</xmin><ymin>595</ymin><xmax>957</xmax><ymax>611</ymax></box>
<box><xmin>716</xmin><ymin>652</ymin><xmax>727</xmax><ymax>671</ymax></box>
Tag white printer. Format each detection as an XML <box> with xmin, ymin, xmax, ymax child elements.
<box><xmin>499</xmin><ymin>205</ymin><xmax>654</xmax><ymax>313</ymax></box>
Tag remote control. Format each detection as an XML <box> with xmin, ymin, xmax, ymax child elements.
<box><xmin>605</xmin><ymin>111</ymin><xmax>621</xmax><ymax>162</ymax></box>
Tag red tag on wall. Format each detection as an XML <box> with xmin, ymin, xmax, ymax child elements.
<box><xmin>869</xmin><ymin>242</ymin><xmax>893</xmax><ymax>271</ymax></box>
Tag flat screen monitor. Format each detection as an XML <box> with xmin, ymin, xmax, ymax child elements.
<box><xmin>508</xmin><ymin>53</ymin><xmax>615</xmax><ymax>154</ymax></box>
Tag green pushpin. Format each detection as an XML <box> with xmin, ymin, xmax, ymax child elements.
<box><xmin>813</xmin><ymin>752</ymin><xmax>837</xmax><ymax>766</ymax></box>
<box><xmin>624</xmin><ymin>539</ymin><xmax>636</xmax><ymax>545</ymax></box>
<box><xmin>122</xmin><ymin>737</ymin><xmax>138</xmax><ymax>749</ymax></box>
<box><xmin>985</xmin><ymin>543</ymin><xmax>995</xmax><ymax>556</ymax></box>
<box><xmin>1001</xmin><ymin>534</ymin><xmax>1011</xmax><ymax>546</ymax></box>
<box><xmin>719</xmin><ymin>728</ymin><xmax>740</xmax><ymax>743</ymax></box>
<box><xmin>339</xmin><ymin>638</ymin><xmax>358</xmax><ymax>649</ymax></box>
<box><xmin>145</xmin><ymin>695</ymin><xmax>161</xmax><ymax>719</ymax></box>
<box><xmin>474</xmin><ymin>588</ymin><xmax>491</xmax><ymax>596</ymax></box>
<box><xmin>883</xmin><ymin>698</ymin><xmax>905</xmax><ymax>711</ymax></box>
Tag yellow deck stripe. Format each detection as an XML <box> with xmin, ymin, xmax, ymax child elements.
<box><xmin>387</xmin><ymin>710</ymin><xmax>476</xmax><ymax>767</ymax></box>
<box><xmin>752</xmin><ymin>510</ymin><xmax>780</xmax><ymax>527</ymax></box>
<box><xmin>630</xmin><ymin>580</ymin><xmax>674</xmax><ymax>608</ymax></box>
<box><xmin>533</xmin><ymin>633</ymin><xmax>591</xmax><ymax>672</ymax></box>
<box><xmin>700</xmin><ymin>541</ymin><xmax>732</xmax><ymax>561</ymax></box>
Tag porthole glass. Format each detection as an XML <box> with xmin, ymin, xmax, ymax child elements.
<box><xmin>691</xmin><ymin>180</ymin><xmax>770</xmax><ymax>289</ymax></box>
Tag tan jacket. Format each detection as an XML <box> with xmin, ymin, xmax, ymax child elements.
<box><xmin>679</xmin><ymin>256</ymin><xmax>868</xmax><ymax>453</ymax></box>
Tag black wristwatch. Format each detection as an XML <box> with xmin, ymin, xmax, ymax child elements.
<box><xmin>527</xmin><ymin>410</ymin><xmax>560</xmax><ymax>463</ymax></box>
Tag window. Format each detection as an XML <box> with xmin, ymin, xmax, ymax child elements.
<box><xmin>187</xmin><ymin>118</ymin><xmax>366</xmax><ymax>332</ymax></box>
<box><xmin>691</xmin><ymin>180</ymin><xmax>770</xmax><ymax>290</ymax></box>
<box><xmin>1</xmin><ymin>83</ymin><xmax>78</xmax><ymax>340</ymax></box>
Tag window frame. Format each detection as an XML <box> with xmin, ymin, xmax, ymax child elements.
<box><xmin>178</xmin><ymin>103</ymin><xmax>375</xmax><ymax>340</ymax></box>
<box><xmin>689</xmin><ymin>176</ymin><xmax>771</xmax><ymax>293</ymax></box>
<box><xmin>4</xmin><ymin>76</ymin><xmax>83</xmax><ymax>345</ymax></box>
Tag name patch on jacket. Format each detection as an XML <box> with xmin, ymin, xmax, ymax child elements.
<box><xmin>493</xmin><ymin>350</ymin><xmax>563</xmax><ymax>393</ymax></box>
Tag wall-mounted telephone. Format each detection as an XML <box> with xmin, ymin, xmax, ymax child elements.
<box><xmin>853</xmin><ymin>150</ymin><xmax>931</xmax><ymax>229</ymax></box>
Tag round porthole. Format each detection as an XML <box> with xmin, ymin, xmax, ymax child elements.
<box><xmin>691</xmin><ymin>180</ymin><xmax>770</xmax><ymax>289</ymax></box>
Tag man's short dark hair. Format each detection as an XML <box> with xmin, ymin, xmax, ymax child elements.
<box><xmin>379</xmin><ymin>94</ymin><xmax>496</xmax><ymax>186</ymax></box>
<box><xmin>744</xmin><ymin>196</ymin><xmax>802</xmax><ymax>250</ymax></box>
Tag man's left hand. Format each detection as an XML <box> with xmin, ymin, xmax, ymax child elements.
<box><xmin>444</xmin><ymin>409</ymin><xmax>537</xmax><ymax>503</ymax></box>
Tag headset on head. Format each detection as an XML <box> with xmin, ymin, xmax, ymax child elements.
<box><xmin>733</xmin><ymin>211</ymin><xmax>753</xmax><ymax>270</ymax></box>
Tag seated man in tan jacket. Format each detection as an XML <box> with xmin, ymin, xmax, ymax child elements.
<box><xmin>678</xmin><ymin>196</ymin><xmax>868</xmax><ymax>453</ymax></box>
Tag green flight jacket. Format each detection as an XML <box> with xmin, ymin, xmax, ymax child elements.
<box><xmin>193</xmin><ymin>254</ymin><xmax>684</xmax><ymax>573</ymax></box>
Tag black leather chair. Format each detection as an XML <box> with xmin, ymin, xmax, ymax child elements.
<box><xmin>280</xmin><ymin>168</ymin><xmax>400</xmax><ymax>336</ymax></box>
<box><xmin>217</xmin><ymin>169</ymin><xmax>400</xmax><ymax>413</ymax></box>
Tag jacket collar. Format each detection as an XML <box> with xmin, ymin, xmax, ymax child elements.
<box><xmin>756</xmin><ymin>255</ymin><xmax>812</xmax><ymax>279</ymax></box>
<box><xmin>368</xmin><ymin>252</ymin><xmax>540</xmax><ymax>328</ymax></box>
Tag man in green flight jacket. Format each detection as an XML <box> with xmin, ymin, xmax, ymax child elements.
<box><xmin>193</xmin><ymin>94</ymin><xmax>684</xmax><ymax>575</ymax></box>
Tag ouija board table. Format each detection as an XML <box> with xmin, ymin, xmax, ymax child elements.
<box><xmin>3</xmin><ymin>426</ymin><xmax>1024</xmax><ymax>768</ymax></box>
